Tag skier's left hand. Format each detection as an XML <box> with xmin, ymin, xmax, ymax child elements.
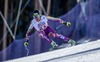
<box><xmin>62</xmin><ymin>21</ymin><xmax>71</xmax><ymax>26</ymax></box>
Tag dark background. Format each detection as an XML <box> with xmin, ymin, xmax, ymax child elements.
<box><xmin>0</xmin><ymin>0</ymin><xmax>77</xmax><ymax>51</ymax></box>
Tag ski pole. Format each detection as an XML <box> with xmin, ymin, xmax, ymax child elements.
<box><xmin>56</xmin><ymin>25</ymin><xmax>63</xmax><ymax>29</ymax></box>
<box><xmin>24</xmin><ymin>43</ymin><xmax>29</xmax><ymax>56</ymax></box>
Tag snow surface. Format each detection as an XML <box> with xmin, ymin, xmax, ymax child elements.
<box><xmin>6</xmin><ymin>39</ymin><xmax>100</xmax><ymax>62</ymax></box>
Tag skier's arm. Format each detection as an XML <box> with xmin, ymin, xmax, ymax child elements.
<box><xmin>25</xmin><ymin>23</ymin><xmax>34</xmax><ymax>46</ymax></box>
<box><xmin>47</xmin><ymin>16</ymin><xmax>63</xmax><ymax>23</ymax></box>
<box><xmin>47</xmin><ymin>16</ymin><xmax>71</xmax><ymax>26</ymax></box>
<box><xmin>26</xmin><ymin>23</ymin><xmax>34</xmax><ymax>39</ymax></box>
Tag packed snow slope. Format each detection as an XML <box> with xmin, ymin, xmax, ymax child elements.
<box><xmin>7</xmin><ymin>40</ymin><xmax>100</xmax><ymax>62</ymax></box>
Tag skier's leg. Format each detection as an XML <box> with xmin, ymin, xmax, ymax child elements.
<box><xmin>38</xmin><ymin>31</ymin><xmax>58</xmax><ymax>49</ymax></box>
<box><xmin>49</xmin><ymin>32</ymin><xmax>69</xmax><ymax>42</ymax></box>
<box><xmin>46</xmin><ymin>26</ymin><xmax>76</xmax><ymax>45</ymax></box>
<box><xmin>45</xmin><ymin>26</ymin><xmax>69</xmax><ymax>42</ymax></box>
<box><xmin>38</xmin><ymin>31</ymin><xmax>52</xmax><ymax>43</ymax></box>
<box><xmin>49</xmin><ymin>32</ymin><xmax>76</xmax><ymax>45</ymax></box>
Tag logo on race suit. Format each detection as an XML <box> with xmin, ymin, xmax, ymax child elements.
<box><xmin>38</xmin><ymin>22</ymin><xmax>47</xmax><ymax>30</ymax></box>
<box><xmin>38</xmin><ymin>22</ymin><xmax>45</xmax><ymax>28</ymax></box>
<box><xmin>60</xmin><ymin>35</ymin><xmax>65</xmax><ymax>39</ymax></box>
<box><xmin>56</xmin><ymin>34</ymin><xmax>65</xmax><ymax>39</ymax></box>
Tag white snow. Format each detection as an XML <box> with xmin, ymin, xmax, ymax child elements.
<box><xmin>6</xmin><ymin>39</ymin><xmax>100</xmax><ymax>62</ymax></box>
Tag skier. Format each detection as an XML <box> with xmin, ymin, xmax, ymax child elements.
<box><xmin>24</xmin><ymin>10</ymin><xmax>76</xmax><ymax>49</ymax></box>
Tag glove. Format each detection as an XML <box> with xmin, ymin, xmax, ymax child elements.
<box><xmin>24</xmin><ymin>38</ymin><xmax>29</xmax><ymax>46</ymax></box>
<box><xmin>62</xmin><ymin>21</ymin><xmax>71</xmax><ymax>26</ymax></box>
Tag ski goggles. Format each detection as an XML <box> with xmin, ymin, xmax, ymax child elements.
<box><xmin>33</xmin><ymin>13</ymin><xmax>40</xmax><ymax>19</ymax></box>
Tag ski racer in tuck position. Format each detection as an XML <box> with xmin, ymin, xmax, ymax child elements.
<box><xmin>24</xmin><ymin>10</ymin><xmax>76</xmax><ymax>49</ymax></box>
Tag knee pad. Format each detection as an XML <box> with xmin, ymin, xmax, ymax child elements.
<box><xmin>49</xmin><ymin>32</ymin><xmax>56</xmax><ymax>38</ymax></box>
<box><xmin>39</xmin><ymin>34</ymin><xmax>43</xmax><ymax>38</ymax></box>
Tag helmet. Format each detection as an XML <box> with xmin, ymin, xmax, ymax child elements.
<box><xmin>33</xmin><ymin>10</ymin><xmax>41</xmax><ymax>19</ymax></box>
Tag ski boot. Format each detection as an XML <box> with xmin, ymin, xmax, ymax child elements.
<box><xmin>68</xmin><ymin>39</ymin><xmax>76</xmax><ymax>46</ymax></box>
<box><xmin>51</xmin><ymin>41</ymin><xmax>59</xmax><ymax>49</ymax></box>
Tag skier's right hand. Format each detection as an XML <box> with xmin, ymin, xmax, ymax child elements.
<box><xmin>24</xmin><ymin>38</ymin><xmax>29</xmax><ymax>46</ymax></box>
